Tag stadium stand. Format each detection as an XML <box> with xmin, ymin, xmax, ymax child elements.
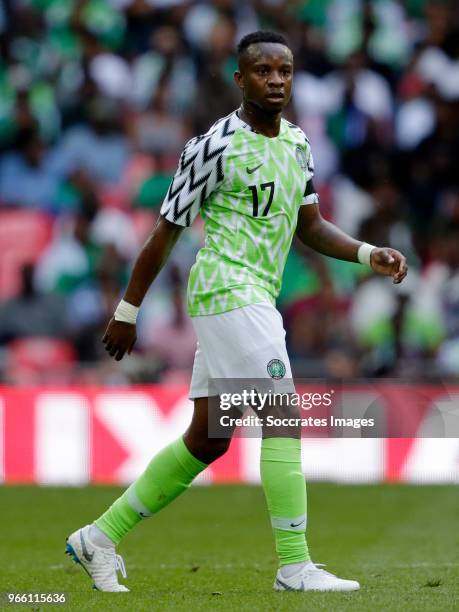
<box><xmin>1</xmin><ymin>0</ymin><xmax>459</xmax><ymax>383</ymax></box>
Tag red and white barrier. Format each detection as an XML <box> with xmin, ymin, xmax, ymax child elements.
<box><xmin>1</xmin><ymin>386</ymin><xmax>458</xmax><ymax>484</ymax></box>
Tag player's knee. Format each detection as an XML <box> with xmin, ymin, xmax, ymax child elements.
<box><xmin>261</xmin><ymin>400</ymin><xmax>301</xmax><ymax>438</ymax></box>
<box><xmin>186</xmin><ymin>435</ymin><xmax>231</xmax><ymax>464</ymax></box>
<box><xmin>202</xmin><ymin>437</ymin><xmax>231</xmax><ymax>463</ymax></box>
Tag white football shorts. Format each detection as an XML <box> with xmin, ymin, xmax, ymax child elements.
<box><xmin>189</xmin><ymin>301</ymin><xmax>294</xmax><ymax>399</ymax></box>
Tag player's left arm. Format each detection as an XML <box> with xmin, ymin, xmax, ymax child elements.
<box><xmin>295</xmin><ymin>201</ymin><xmax>408</xmax><ymax>284</ymax></box>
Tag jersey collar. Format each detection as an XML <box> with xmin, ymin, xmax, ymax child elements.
<box><xmin>234</xmin><ymin>108</ymin><xmax>285</xmax><ymax>138</ymax></box>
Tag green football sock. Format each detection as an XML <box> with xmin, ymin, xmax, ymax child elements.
<box><xmin>260</xmin><ymin>437</ymin><xmax>309</xmax><ymax>566</ymax></box>
<box><xmin>95</xmin><ymin>437</ymin><xmax>207</xmax><ymax>544</ymax></box>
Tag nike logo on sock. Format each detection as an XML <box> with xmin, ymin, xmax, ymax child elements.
<box><xmin>246</xmin><ymin>163</ymin><xmax>263</xmax><ymax>174</ymax></box>
<box><xmin>290</xmin><ymin>519</ymin><xmax>305</xmax><ymax>528</ymax></box>
<box><xmin>80</xmin><ymin>531</ymin><xmax>94</xmax><ymax>562</ymax></box>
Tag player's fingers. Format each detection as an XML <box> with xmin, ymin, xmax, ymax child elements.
<box><xmin>115</xmin><ymin>348</ymin><xmax>125</xmax><ymax>361</ymax></box>
<box><xmin>380</xmin><ymin>250</ymin><xmax>394</xmax><ymax>264</ymax></box>
<box><xmin>104</xmin><ymin>340</ymin><xmax>114</xmax><ymax>352</ymax></box>
<box><xmin>399</xmin><ymin>261</ymin><xmax>408</xmax><ymax>277</ymax></box>
<box><xmin>109</xmin><ymin>344</ymin><xmax>118</xmax><ymax>357</ymax></box>
<box><xmin>393</xmin><ymin>259</ymin><xmax>408</xmax><ymax>283</ymax></box>
<box><xmin>393</xmin><ymin>266</ymin><xmax>408</xmax><ymax>283</ymax></box>
<box><xmin>396</xmin><ymin>255</ymin><xmax>406</xmax><ymax>273</ymax></box>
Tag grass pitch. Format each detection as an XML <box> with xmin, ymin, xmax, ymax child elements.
<box><xmin>0</xmin><ymin>484</ymin><xmax>458</xmax><ymax>611</ymax></box>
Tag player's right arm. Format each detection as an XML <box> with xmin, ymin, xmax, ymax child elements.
<box><xmin>103</xmin><ymin>129</ymin><xmax>227</xmax><ymax>361</ymax></box>
<box><xmin>102</xmin><ymin>217</ymin><xmax>183</xmax><ymax>361</ymax></box>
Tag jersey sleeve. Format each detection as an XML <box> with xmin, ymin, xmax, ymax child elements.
<box><xmin>160</xmin><ymin>133</ymin><xmax>226</xmax><ymax>227</ymax></box>
<box><xmin>302</xmin><ymin>147</ymin><xmax>319</xmax><ymax>206</ymax></box>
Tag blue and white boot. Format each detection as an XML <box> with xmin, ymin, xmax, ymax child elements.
<box><xmin>274</xmin><ymin>561</ymin><xmax>360</xmax><ymax>592</ymax></box>
<box><xmin>65</xmin><ymin>525</ymin><xmax>129</xmax><ymax>592</ymax></box>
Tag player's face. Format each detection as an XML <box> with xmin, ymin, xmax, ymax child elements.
<box><xmin>235</xmin><ymin>43</ymin><xmax>293</xmax><ymax>113</ymax></box>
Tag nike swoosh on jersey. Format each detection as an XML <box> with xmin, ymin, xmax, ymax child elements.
<box><xmin>80</xmin><ymin>531</ymin><xmax>94</xmax><ymax>562</ymax></box>
<box><xmin>246</xmin><ymin>163</ymin><xmax>263</xmax><ymax>174</ymax></box>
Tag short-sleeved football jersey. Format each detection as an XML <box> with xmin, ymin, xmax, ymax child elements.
<box><xmin>160</xmin><ymin>110</ymin><xmax>319</xmax><ymax>317</ymax></box>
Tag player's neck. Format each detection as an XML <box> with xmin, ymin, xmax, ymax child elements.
<box><xmin>238</xmin><ymin>102</ymin><xmax>282</xmax><ymax>138</ymax></box>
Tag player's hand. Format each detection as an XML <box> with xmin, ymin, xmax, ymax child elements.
<box><xmin>370</xmin><ymin>248</ymin><xmax>408</xmax><ymax>284</ymax></box>
<box><xmin>102</xmin><ymin>317</ymin><xmax>137</xmax><ymax>361</ymax></box>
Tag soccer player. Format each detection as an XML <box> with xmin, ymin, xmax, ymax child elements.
<box><xmin>66</xmin><ymin>31</ymin><xmax>407</xmax><ymax>593</ymax></box>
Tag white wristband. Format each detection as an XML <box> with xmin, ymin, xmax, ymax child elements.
<box><xmin>114</xmin><ymin>299</ymin><xmax>139</xmax><ymax>324</ymax></box>
<box><xmin>357</xmin><ymin>243</ymin><xmax>376</xmax><ymax>266</ymax></box>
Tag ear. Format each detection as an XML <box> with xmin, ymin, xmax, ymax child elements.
<box><xmin>234</xmin><ymin>70</ymin><xmax>244</xmax><ymax>91</ymax></box>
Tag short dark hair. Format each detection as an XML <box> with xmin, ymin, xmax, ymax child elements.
<box><xmin>237</xmin><ymin>30</ymin><xmax>289</xmax><ymax>60</ymax></box>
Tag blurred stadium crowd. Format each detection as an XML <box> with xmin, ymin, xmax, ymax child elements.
<box><xmin>0</xmin><ymin>0</ymin><xmax>459</xmax><ymax>385</ymax></box>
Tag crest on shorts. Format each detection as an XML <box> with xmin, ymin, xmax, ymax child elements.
<box><xmin>267</xmin><ymin>359</ymin><xmax>286</xmax><ymax>380</ymax></box>
<box><xmin>295</xmin><ymin>145</ymin><xmax>308</xmax><ymax>171</ymax></box>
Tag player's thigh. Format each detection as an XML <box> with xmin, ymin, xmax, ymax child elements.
<box><xmin>189</xmin><ymin>342</ymin><xmax>211</xmax><ymax>401</ymax></box>
<box><xmin>187</xmin><ymin>346</ymin><xmax>236</xmax><ymax>453</ymax></box>
<box><xmin>191</xmin><ymin>302</ymin><xmax>293</xmax><ymax>383</ymax></box>
<box><xmin>192</xmin><ymin>302</ymin><xmax>298</xmax><ymax>436</ymax></box>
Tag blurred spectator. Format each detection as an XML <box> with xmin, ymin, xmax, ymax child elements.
<box><xmin>66</xmin><ymin>246</ymin><xmax>127</xmax><ymax>361</ymax></box>
<box><xmin>414</xmin><ymin>223</ymin><xmax>459</xmax><ymax>375</ymax></box>
<box><xmin>407</xmin><ymin>95</ymin><xmax>459</xmax><ymax>252</ymax></box>
<box><xmin>55</xmin><ymin>97</ymin><xmax>131</xmax><ymax>184</ymax></box>
<box><xmin>0</xmin><ymin>263</ymin><xmax>68</xmax><ymax>343</ymax></box>
<box><xmin>0</xmin><ymin>127</ymin><xmax>65</xmax><ymax>210</ymax></box>
<box><xmin>34</xmin><ymin>207</ymin><xmax>103</xmax><ymax>293</ymax></box>
<box><xmin>142</xmin><ymin>265</ymin><xmax>196</xmax><ymax>383</ymax></box>
<box><xmin>285</xmin><ymin>288</ymin><xmax>358</xmax><ymax>378</ymax></box>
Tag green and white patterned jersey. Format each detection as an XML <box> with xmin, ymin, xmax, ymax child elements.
<box><xmin>160</xmin><ymin>110</ymin><xmax>319</xmax><ymax>316</ymax></box>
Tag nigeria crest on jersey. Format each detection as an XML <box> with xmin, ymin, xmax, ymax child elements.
<box><xmin>267</xmin><ymin>359</ymin><xmax>286</xmax><ymax>380</ymax></box>
<box><xmin>295</xmin><ymin>145</ymin><xmax>308</xmax><ymax>171</ymax></box>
